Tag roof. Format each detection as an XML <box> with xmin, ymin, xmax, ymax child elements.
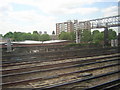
<box><xmin>12</xmin><ymin>40</ymin><xmax>67</xmax><ymax>44</ymax></box>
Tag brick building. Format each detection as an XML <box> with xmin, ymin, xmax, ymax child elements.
<box><xmin>56</xmin><ymin>20</ymin><xmax>91</xmax><ymax>35</ymax></box>
<box><xmin>56</xmin><ymin>20</ymin><xmax>74</xmax><ymax>35</ymax></box>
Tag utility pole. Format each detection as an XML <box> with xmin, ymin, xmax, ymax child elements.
<box><xmin>76</xmin><ymin>29</ymin><xmax>81</xmax><ymax>43</ymax></box>
<box><xmin>7</xmin><ymin>38</ymin><xmax>12</xmax><ymax>52</ymax></box>
<box><xmin>104</xmin><ymin>23</ymin><xmax>109</xmax><ymax>47</ymax></box>
<box><xmin>118</xmin><ymin>33</ymin><xmax>120</xmax><ymax>46</ymax></box>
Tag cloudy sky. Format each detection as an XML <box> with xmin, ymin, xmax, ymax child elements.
<box><xmin>0</xmin><ymin>0</ymin><xmax>119</xmax><ymax>35</ymax></box>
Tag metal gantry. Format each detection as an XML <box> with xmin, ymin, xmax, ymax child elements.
<box><xmin>89</xmin><ymin>15</ymin><xmax>120</xmax><ymax>29</ymax></box>
<box><xmin>76</xmin><ymin>15</ymin><xmax>120</xmax><ymax>45</ymax></box>
<box><xmin>78</xmin><ymin>15</ymin><xmax>120</xmax><ymax>30</ymax></box>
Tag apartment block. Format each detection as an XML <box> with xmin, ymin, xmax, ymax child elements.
<box><xmin>56</xmin><ymin>20</ymin><xmax>74</xmax><ymax>35</ymax></box>
<box><xmin>56</xmin><ymin>20</ymin><xmax>91</xmax><ymax>35</ymax></box>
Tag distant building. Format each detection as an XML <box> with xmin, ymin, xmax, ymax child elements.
<box><xmin>79</xmin><ymin>21</ymin><xmax>91</xmax><ymax>30</ymax></box>
<box><xmin>0</xmin><ymin>37</ymin><xmax>7</xmax><ymax>43</ymax></box>
<box><xmin>51</xmin><ymin>31</ymin><xmax>57</xmax><ymax>40</ymax></box>
<box><xmin>56</xmin><ymin>20</ymin><xmax>74</xmax><ymax>35</ymax></box>
<box><xmin>44</xmin><ymin>31</ymin><xmax>47</xmax><ymax>34</ymax></box>
<box><xmin>39</xmin><ymin>31</ymin><xmax>42</xmax><ymax>34</ymax></box>
<box><xmin>56</xmin><ymin>20</ymin><xmax>91</xmax><ymax>35</ymax></box>
<box><xmin>50</xmin><ymin>35</ymin><xmax>58</xmax><ymax>40</ymax></box>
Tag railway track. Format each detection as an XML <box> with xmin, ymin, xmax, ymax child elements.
<box><xmin>2</xmin><ymin>53</ymin><xmax>119</xmax><ymax>74</ymax></box>
<box><xmin>2</xmin><ymin>53</ymin><xmax>119</xmax><ymax>68</ymax></box>
<box><xmin>2</xmin><ymin>53</ymin><xmax>119</xmax><ymax>88</ymax></box>
<box><xmin>40</xmin><ymin>70</ymin><xmax>120</xmax><ymax>90</ymax></box>
<box><xmin>2</xmin><ymin>57</ymin><xmax>119</xmax><ymax>76</ymax></box>
<box><xmin>2</xmin><ymin>47</ymin><xmax>118</xmax><ymax>65</ymax></box>
<box><xmin>2</xmin><ymin>63</ymin><xmax>119</xmax><ymax>88</ymax></box>
<box><xmin>85</xmin><ymin>79</ymin><xmax>120</xmax><ymax>90</ymax></box>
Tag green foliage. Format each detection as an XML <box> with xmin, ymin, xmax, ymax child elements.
<box><xmin>92</xmin><ymin>30</ymin><xmax>100</xmax><ymax>36</ymax></box>
<box><xmin>52</xmin><ymin>31</ymin><xmax>55</xmax><ymax>35</ymax></box>
<box><xmin>92</xmin><ymin>29</ymin><xmax>117</xmax><ymax>44</ymax></box>
<box><xmin>59</xmin><ymin>29</ymin><xmax>117</xmax><ymax>45</ymax></box>
<box><xmin>40</xmin><ymin>34</ymin><xmax>50</xmax><ymax>41</ymax></box>
<box><xmin>81</xmin><ymin>30</ymin><xmax>92</xmax><ymax>42</ymax></box>
<box><xmin>108</xmin><ymin>29</ymin><xmax>117</xmax><ymax>40</ymax></box>
<box><xmin>59</xmin><ymin>31</ymin><xmax>75</xmax><ymax>40</ymax></box>
<box><xmin>4</xmin><ymin>32</ymin><xmax>14</xmax><ymax>38</ymax></box>
<box><xmin>0</xmin><ymin>34</ymin><xmax>3</xmax><ymax>37</ymax></box>
<box><xmin>59</xmin><ymin>31</ymin><xmax>69</xmax><ymax>40</ymax></box>
<box><xmin>13</xmin><ymin>32</ymin><xmax>23</xmax><ymax>41</ymax></box>
<box><xmin>3</xmin><ymin>31</ymin><xmax>51</xmax><ymax>41</ymax></box>
<box><xmin>33</xmin><ymin>31</ymin><xmax>39</xmax><ymax>34</ymax></box>
<box><xmin>23</xmin><ymin>33</ymin><xmax>33</xmax><ymax>40</ymax></box>
<box><xmin>92</xmin><ymin>31</ymin><xmax>104</xmax><ymax>43</ymax></box>
<box><xmin>31</xmin><ymin>33</ymin><xmax>40</xmax><ymax>41</ymax></box>
<box><xmin>2</xmin><ymin>28</ymin><xmax>117</xmax><ymax>43</ymax></box>
<box><xmin>70</xmin><ymin>32</ymin><xmax>76</xmax><ymax>40</ymax></box>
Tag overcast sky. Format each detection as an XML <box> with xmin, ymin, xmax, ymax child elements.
<box><xmin>0</xmin><ymin>0</ymin><xmax>119</xmax><ymax>35</ymax></box>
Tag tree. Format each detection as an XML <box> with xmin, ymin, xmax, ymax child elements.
<box><xmin>59</xmin><ymin>32</ymin><xmax>69</xmax><ymax>40</ymax></box>
<box><xmin>33</xmin><ymin>31</ymin><xmax>39</xmax><ymax>34</ymax></box>
<box><xmin>32</xmin><ymin>33</ymin><xmax>40</xmax><ymax>41</ymax></box>
<box><xmin>108</xmin><ymin>29</ymin><xmax>117</xmax><ymax>40</ymax></box>
<box><xmin>3</xmin><ymin>31</ymin><xmax>51</xmax><ymax>41</ymax></box>
<box><xmin>13</xmin><ymin>32</ymin><xmax>25</xmax><ymax>41</ymax></box>
<box><xmin>92</xmin><ymin>30</ymin><xmax>104</xmax><ymax>44</ymax></box>
<box><xmin>92</xmin><ymin>30</ymin><xmax>100</xmax><ymax>36</ymax></box>
<box><xmin>4</xmin><ymin>32</ymin><xmax>14</xmax><ymax>38</ymax></box>
<box><xmin>59</xmin><ymin>32</ymin><xmax>68</xmax><ymax>40</ymax></box>
<box><xmin>22</xmin><ymin>33</ymin><xmax>33</xmax><ymax>40</ymax></box>
<box><xmin>59</xmin><ymin>31</ymin><xmax>75</xmax><ymax>40</ymax></box>
<box><xmin>40</xmin><ymin>34</ymin><xmax>50</xmax><ymax>41</ymax></box>
<box><xmin>81</xmin><ymin>30</ymin><xmax>92</xmax><ymax>42</ymax></box>
<box><xmin>52</xmin><ymin>31</ymin><xmax>55</xmax><ymax>35</ymax></box>
<box><xmin>93</xmin><ymin>32</ymin><xmax>104</xmax><ymax>43</ymax></box>
<box><xmin>69</xmin><ymin>32</ymin><xmax>76</xmax><ymax>40</ymax></box>
<box><xmin>0</xmin><ymin>34</ymin><xmax>3</xmax><ymax>37</ymax></box>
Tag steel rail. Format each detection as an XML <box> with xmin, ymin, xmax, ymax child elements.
<box><xmin>2</xmin><ymin>47</ymin><xmax>118</xmax><ymax>65</ymax></box>
<box><xmin>39</xmin><ymin>70</ymin><xmax>120</xmax><ymax>89</ymax></box>
<box><xmin>2</xmin><ymin>55</ymin><xmax>119</xmax><ymax>74</ymax></box>
<box><xmin>1</xmin><ymin>63</ymin><xmax>119</xmax><ymax>86</ymax></box>
<box><xmin>1</xmin><ymin>57</ymin><xmax>119</xmax><ymax>77</ymax></box>
<box><xmin>2</xmin><ymin>52</ymin><xmax>119</xmax><ymax>67</ymax></box>
<box><xmin>85</xmin><ymin>79</ymin><xmax>120</xmax><ymax>90</ymax></box>
<box><xmin>103</xmin><ymin>83</ymin><xmax>120</xmax><ymax>90</ymax></box>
